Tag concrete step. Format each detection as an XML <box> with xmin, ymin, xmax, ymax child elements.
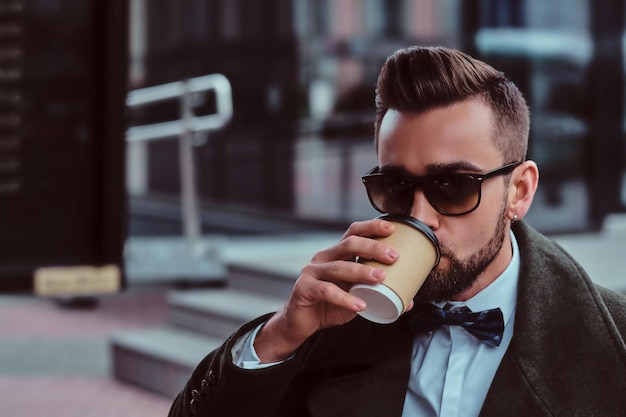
<box><xmin>167</xmin><ymin>288</ymin><xmax>285</xmax><ymax>340</ymax></box>
<box><xmin>110</xmin><ymin>233</ymin><xmax>339</xmax><ymax>399</ymax></box>
<box><xmin>227</xmin><ymin>262</ymin><xmax>297</xmax><ymax>299</ymax></box>
<box><xmin>111</xmin><ymin>326</ymin><xmax>222</xmax><ymax>398</ymax></box>
<box><xmin>124</xmin><ymin>236</ymin><xmax>227</xmax><ymax>286</ymax></box>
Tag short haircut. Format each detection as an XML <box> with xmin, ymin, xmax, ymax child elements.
<box><xmin>374</xmin><ymin>46</ymin><xmax>530</xmax><ymax>163</ymax></box>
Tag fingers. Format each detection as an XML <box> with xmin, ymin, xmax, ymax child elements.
<box><xmin>341</xmin><ymin>218</ymin><xmax>395</xmax><ymax>241</ymax></box>
<box><xmin>301</xmin><ymin>278</ymin><xmax>367</xmax><ymax>313</ymax></box>
<box><xmin>267</xmin><ymin>219</ymin><xmax>400</xmax><ymax>341</ymax></box>
<box><xmin>312</xmin><ymin>219</ymin><xmax>398</xmax><ymax>264</ymax></box>
<box><xmin>301</xmin><ymin>259</ymin><xmax>385</xmax><ymax>290</ymax></box>
<box><xmin>297</xmin><ymin>218</ymin><xmax>399</xmax><ymax>312</ymax></box>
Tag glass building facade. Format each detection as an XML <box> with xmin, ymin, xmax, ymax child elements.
<box><xmin>128</xmin><ymin>0</ymin><xmax>626</xmax><ymax>234</ymax></box>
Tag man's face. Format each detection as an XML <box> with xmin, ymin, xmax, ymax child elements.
<box><xmin>377</xmin><ymin>99</ymin><xmax>513</xmax><ymax>302</ymax></box>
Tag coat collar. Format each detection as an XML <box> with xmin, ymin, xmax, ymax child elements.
<box><xmin>480</xmin><ymin>221</ymin><xmax>626</xmax><ymax>416</ymax></box>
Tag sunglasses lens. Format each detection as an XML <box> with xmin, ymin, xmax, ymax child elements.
<box><xmin>424</xmin><ymin>175</ymin><xmax>479</xmax><ymax>215</ymax></box>
<box><xmin>363</xmin><ymin>172</ymin><xmax>482</xmax><ymax>215</ymax></box>
<box><xmin>364</xmin><ymin>176</ymin><xmax>412</xmax><ymax>214</ymax></box>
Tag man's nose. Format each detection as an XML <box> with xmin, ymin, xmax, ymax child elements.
<box><xmin>409</xmin><ymin>190</ymin><xmax>440</xmax><ymax>230</ymax></box>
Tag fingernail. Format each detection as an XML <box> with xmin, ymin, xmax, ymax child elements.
<box><xmin>371</xmin><ymin>268</ymin><xmax>385</xmax><ymax>280</ymax></box>
<box><xmin>354</xmin><ymin>300</ymin><xmax>366</xmax><ymax>310</ymax></box>
<box><xmin>382</xmin><ymin>220</ymin><xmax>394</xmax><ymax>230</ymax></box>
<box><xmin>386</xmin><ymin>248</ymin><xmax>398</xmax><ymax>259</ymax></box>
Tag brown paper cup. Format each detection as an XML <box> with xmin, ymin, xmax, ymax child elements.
<box><xmin>349</xmin><ymin>214</ymin><xmax>440</xmax><ymax>324</ymax></box>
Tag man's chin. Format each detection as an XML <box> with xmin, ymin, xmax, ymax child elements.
<box><xmin>416</xmin><ymin>264</ymin><xmax>476</xmax><ymax>303</ymax></box>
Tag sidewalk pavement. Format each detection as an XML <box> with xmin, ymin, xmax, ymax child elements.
<box><xmin>0</xmin><ymin>214</ymin><xmax>625</xmax><ymax>417</ymax></box>
<box><xmin>0</xmin><ymin>288</ymin><xmax>174</xmax><ymax>417</ymax></box>
<box><xmin>548</xmin><ymin>213</ymin><xmax>626</xmax><ymax>293</ymax></box>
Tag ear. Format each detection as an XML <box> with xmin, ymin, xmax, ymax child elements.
<box><xmin>506</xmin><ymin>160</ymin><xmax>539</xmax><ymax>222</ymax></box>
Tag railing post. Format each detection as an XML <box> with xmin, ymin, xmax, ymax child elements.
<box><xmin>179</xmin><ymin>81</ymin><xmax>201</xmax><ymax>254</ymax></box>
<box><xmin>126</xmin><ymin>74</ymin><xmax>232</xmax><ymax>259</ymax></box>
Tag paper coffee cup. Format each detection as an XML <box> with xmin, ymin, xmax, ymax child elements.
<box><xmin>350</xmin><ymin>214</ymin><xmax>440</xmax><ymax>324</ymax></box>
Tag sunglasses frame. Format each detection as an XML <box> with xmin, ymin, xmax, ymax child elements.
<box><xmin>362</xmin><ymin>161</ymin><xmax>523</xmax><ymax>216</ymax></box>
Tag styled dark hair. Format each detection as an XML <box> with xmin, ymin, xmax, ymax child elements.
<box><xmin>374</xmin><ymin>46</ymin><xmax>530</xmax><ymax>163</ymax></box>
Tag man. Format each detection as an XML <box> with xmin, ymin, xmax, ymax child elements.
<box><xmin>168</xmin><ymin>46</ymin><xmax>626</xmax><ymax>417</ymax></box>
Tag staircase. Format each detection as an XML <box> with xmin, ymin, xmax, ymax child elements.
<box><xmin>111</xmin><ymin>213</ymin><xmax>626</xmax><ymax>398</ymax></box>
<box><xmin>111</xmin><ymin>233</ymin><xmax>339</xmax><ymax>398</ymax></box>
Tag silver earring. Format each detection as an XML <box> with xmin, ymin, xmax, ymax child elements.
<box><xmin>512</xmin><ymin>214</ymin><xmax>518</xmax><ymax>223</ymax></box>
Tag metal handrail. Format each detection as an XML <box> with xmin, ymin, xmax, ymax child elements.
<box><xmin>125</xmin><ymin>74</ymin><xmax>233</xmax><ymax>254</ymax></box>
<box><xmin>126</xmin><ymin>73</ymin><xmax>233</xmax><ymax>142</ymax></box>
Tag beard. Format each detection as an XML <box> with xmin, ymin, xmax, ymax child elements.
<box><xmin>414</xmin><ymin>209</ymin><xmax>509</xmax><ymax>304</ymax></box>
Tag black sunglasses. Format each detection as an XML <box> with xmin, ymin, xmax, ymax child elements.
<box><xmin>362</xmin><ymin>161</ymin><xmax>522</xmax><ymax>216</ymax></box>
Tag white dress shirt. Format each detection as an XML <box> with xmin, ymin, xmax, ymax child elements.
<box><xmin>404</xmin><ymin>231</ymin><xmax>519</xmax><ymax>416</ymax></box>
<box><xmin>233</xmin><ymin>231</ymin><xmax>520</xmax><ymax>417</ymax></box>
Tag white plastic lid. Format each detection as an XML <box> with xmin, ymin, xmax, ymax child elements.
<box><xmin>350</xmin><ymin>283</ymin><xmax>404</xmax><ymax>324</ymax></box>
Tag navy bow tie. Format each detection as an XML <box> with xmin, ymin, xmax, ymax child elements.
<box><xmin>407</xmin><ymin>303</ymin><xmax>504</xmax><ymax>347</ymax></box>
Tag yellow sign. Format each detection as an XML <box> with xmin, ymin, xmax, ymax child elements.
<box><xmin>33</xmin><ymin>264</ymin><xmax>122</xmax><ymax>296</ymax></box>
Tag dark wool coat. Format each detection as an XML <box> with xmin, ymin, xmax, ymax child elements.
<box><xmin>168</xmin><ymin>221</ymin><xmax>626</xmax><ymax>417</ymax></box>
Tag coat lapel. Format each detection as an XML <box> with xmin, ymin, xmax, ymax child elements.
<box><xmin>479</xmin><ymin>351</ymin><xmax>553</xmax><ymax>417</ymax></box>
<box><xmin>480</xmin><ymin>222</ymin><xmax>626</xmax><ymax>416</ymax></box>
<box><xmin>304</xmin><ymin>317</ymin><xmax>413</xmax><ymax>417</ymax></box>
<box><xmin>307</xmin><ymin>353</ymin><xmax>410</xmax><ymax>417</ymax></box>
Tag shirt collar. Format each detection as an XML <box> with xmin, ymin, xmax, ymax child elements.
<box><xmin>447</xmin><ymin>230</ymin><xmax>520</xmax><ymax>327</ymax></box>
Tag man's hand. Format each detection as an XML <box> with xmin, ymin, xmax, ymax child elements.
<box><xmin>253</xmin><ymin>218</ymin><xmax>400</xmax><ymax>363</ymax></box>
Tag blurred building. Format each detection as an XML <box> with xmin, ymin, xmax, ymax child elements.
<box><xmin>126</xmin><ymin>0</ymin><xmax>626</xmax><ymax>234</ymax></box>
<box><xmin>0</xmin><ymin>1</ymin><xmax>127</xmax><ymax>291</ymax></box>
